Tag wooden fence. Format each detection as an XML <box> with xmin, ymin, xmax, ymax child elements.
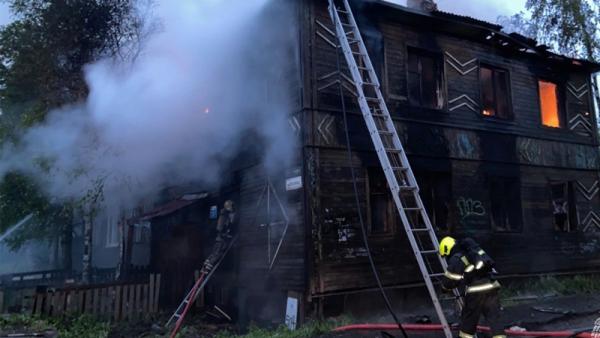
<box><xmin>29</xmin><ymin>274</ymin><xmax>161</xmax><ymax>321</ymax></box>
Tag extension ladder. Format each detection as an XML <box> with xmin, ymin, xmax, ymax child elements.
<box><xmin>166</xmin><ymin>235</ymin><xmax>238</xmax><ymax>338</ymax></box>
<box><xmin>327</xmin><ymin>1</ymin><xmax>457</xmax><ymax>337</ymax></box>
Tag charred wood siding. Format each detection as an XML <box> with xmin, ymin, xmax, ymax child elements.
<box><xmin>305</xmin><ymin>0</ymin><xmax>600</xmax><ymax>296</ymax></box>
<box><xmin>311</xmin><ymin>1</ymin><xmax>597</xmax><ymax>146</ymax></box>
<box><xmin>236</xmin><ymin>165</ymin><xmax>306</xmax><ymax>291</ymax></box>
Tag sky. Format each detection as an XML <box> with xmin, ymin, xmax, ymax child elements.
<box><xmin>387</xmin><ymin>0</ymin><xmax>526</xmax><ymax>23</ymax></box>
<box><xmin>0</xmin><ymin>1</ymin><xmax>526</xmax><ymax>27</ymax></box>
<box><xmin>0</xmin><ymin>3</ymin><xmax>10</xmax><ymax>26</ymax></box>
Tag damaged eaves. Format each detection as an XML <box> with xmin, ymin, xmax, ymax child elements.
<box><xmin>139</xmin><ymin>192</ymin><xmax>208</xmax><ymax>221</ymax></box>
<box><xmin>361</xmin><ymin>0</ymin><xmax>600</xmax><ymax>72</ymax></box>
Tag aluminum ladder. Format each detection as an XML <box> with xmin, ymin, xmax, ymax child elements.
<box><xmin>327</xmin><ymin>1</ymin><xmax>457</xmax><ymax>337</ymax></box>
<box><xmin>166</xmin><ymin>235</ymin><xmax>238</xmax><ymax>338</ymax></box>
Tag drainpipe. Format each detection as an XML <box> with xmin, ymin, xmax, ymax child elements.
<box><xmin>592</xmin><ymin>72</ymin><xmax>600</xmax><ymax>209</ymax></box>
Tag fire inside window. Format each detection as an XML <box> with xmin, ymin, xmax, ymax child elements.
<box><xmin>480</xmin><ymin>65</ymin><xmax>511</xmax><ymax>119</ymax></box>
<box><xmin>539</xmin><ymin>80</ymin><xmax>561</xmax><ymax>128</ymax></box>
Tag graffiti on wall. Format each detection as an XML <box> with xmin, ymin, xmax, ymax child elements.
<box><xmin>518</xmin><ymin>137</ymin><xmax>600</xmax><ymax>169</ymax></box>
<box><xmin>448</xmin><ymin>131</ymin><xmax>479</xmax><ymax>159</ymax></box>
<box><xmin>456</xmin><ymin>197</ymin><xmax>486</xmax><ymax>220</ymax></box>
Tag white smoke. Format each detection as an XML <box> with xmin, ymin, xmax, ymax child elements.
<box><xmin>0</xmin><ymin>0</ymin><xmax>298</xmax><ymax>210</ymax></box>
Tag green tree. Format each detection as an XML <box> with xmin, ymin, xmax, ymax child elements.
<box><xmin>498</xmin><ymin>0</ymin><xmax>600</xmax><ymax>138</ymax></box>
<box><xmin>498</xmin><ymin>0</ymin><xmax>600</xmax><ymax>61</ymax></box>
<box><xmin>0</xmin><ymin>0</ymin><xmax>147</xmax><ymax>257</ymax></box>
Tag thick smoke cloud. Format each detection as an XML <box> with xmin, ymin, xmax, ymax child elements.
<box><xmin>0</xmin><ymin>0</ymin><xmax>297</xmax><ymax>210</ymax></box>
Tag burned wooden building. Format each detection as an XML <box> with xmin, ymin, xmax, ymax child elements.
<box><xmin>208</xmin><ymin>0</ymin><xmax>600</xmax><ymax>325</ymax></box>
<box><xmin>10</xmin><ymin>0</ymin><xmax>599</xmax><ymax>328</ymax></box>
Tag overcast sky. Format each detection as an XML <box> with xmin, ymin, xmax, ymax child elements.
<box><xmin>0</xmin><ymin>3</ymin><xmax>10</xmax><ymax>26</ymax></box>
<box><xmin>388</xmin><ymin>0</ymin><xmax>526</xmax><ymax>23</ymax></box>
<box><xmin>0</xmin><ymin>1</ymin><xmax>525</xmax><ymax>27</ymax></box>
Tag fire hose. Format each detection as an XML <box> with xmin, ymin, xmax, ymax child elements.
<box><xmin>333</xmin><ymin>323</ymin><xmax>594</xmax><ymax>337</ymax></box>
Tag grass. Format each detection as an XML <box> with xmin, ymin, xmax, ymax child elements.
<box><xmin>0</xmin><ymin>314</ymin><xmax>110</xmax><ymax>338</ymax></box>
<box><xmin>212</xmin><ymin>317</ymin><xmax>351</xmax><ymax>338</ymax></box>
<box><xmin>500</xmin><ymin>274</ymin><xmax>600</xmax><ymax>303</ymax></box>
<box><xmin>1</xmin><ymin>313</ymin><xmax>350</xmax><ymax>338</ymax></box>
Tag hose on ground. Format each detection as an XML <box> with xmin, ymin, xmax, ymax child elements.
<box><xmin>332</xmin><ymin>323</ymin><xmax>594</xmax><ymax>337</ymax></box>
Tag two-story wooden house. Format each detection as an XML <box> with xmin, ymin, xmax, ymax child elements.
<box><xmin>215</xmin><ymin>0</ymin><xmax>600</xmax><ymax>326</ymax></box>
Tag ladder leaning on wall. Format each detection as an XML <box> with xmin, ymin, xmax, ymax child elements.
<box><xmin>327</xmin><ymin>1</ymin><xmax>460</xmax><ymax>337</ymax></box>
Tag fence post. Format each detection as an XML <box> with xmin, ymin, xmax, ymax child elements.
<box><xmin>114</xmin><ymin>285</ymin><xmax>122</xmax><ymax>321</ymax></box>
<box><xmin>148</xmin><ymin>274</ymin><xmax>155</xmax><ymax>315</ymax></box>
<box><xmin>135</xmin><ymin>284</ymin><xmax>142</xmax><ymax>320</ymax></box>
<box><xmin>153</xmin><ymin>274</ymin><xmax>161</xmax><ymax>313</ymax></box>
<box><xmin>0</xmin><ymin>290</ymin><xmax>4</xmax><ymax>314</ymax></box>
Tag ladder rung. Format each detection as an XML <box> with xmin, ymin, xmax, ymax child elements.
<box><xmin>174</xmin><ymin>314</ymin><xmax>181</xmax><ymax>318</ymax></box>
<box><xmin>183</xmin><ymin>300</ymin><xmax>189</xmax><ymax>304</ymax></box>
<box><xmin>328</xmin><ymin>2</ymin><xmax>457</xmax><ymax>336</ymax></box>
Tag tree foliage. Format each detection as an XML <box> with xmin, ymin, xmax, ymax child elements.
<box><xmin>0</xmin><ymin>0</ymin><xmax>145</xmax><ymax>127</ymax></box>
<box><xmin>498</xmin><ymin>0</ymin><xmax>600</xmax><ymax>61</ymax></box>
<box><xmin>0</xmin><ymin>0</ymin><xmax>147</xmax><ymax>249</ymax></box>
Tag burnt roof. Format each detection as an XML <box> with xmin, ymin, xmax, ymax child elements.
<box><xmin>359</xmin><ymin>0</ymin><xmax>600</xmax><ymax>72</ymax></box>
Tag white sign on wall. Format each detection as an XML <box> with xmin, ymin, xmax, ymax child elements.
<box><xmin>285</xmin><ymin>176</ymin><xmax>303</xmax><ymax>191</ymax></box>
<box><xmin>284</xmin><ymin>296</ymin><xmax>299</xmax><ymax>330</ymax></box>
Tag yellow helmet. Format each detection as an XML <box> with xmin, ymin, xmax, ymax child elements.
<box><xmin>439</xmin><ymin>236</ymin><xmax>456</xmax><ymax>257</ymax></box>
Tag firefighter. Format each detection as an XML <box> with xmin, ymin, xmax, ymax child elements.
<box><xmin>439</xmin><ymin>236</ymin><xmax>505</xmax><ymax>338</ymax></box>
<box><xmin>201</xmin><ymin>200</ymin><xmax>236</xmax><ymax>274</ymax></box>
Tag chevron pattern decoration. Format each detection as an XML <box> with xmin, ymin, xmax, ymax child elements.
<box><xmin>449</xmin><ymin>94</ymin><xmax>479</xmax><ymax>113</ymax></box>
<box><xmin>315</xmin><ymin>19</ymin><xmax>357</xmax><ymax>96</ymax></box>
<box><xmin>577</xmin><ymin>181</ymin><xmax>599</xmax><ymax>201</ymax></box>
<box><xmin>317</xmin><ymin>115</ymin><xmax>335</xmax><ymax>145</ymax></box>
<box><xmin>567</xmin><ymin>82</ymin><xmax>589</xmax><ymax>102</ymax></box>
<box><xmin>445</xmin><ymin>52</ymin><xmax>477</xmax><ymax>76</ymax></box>
<box><xmin>568</xmin><ymin>113</ymin><xmax>594</xmax><ymax>136</ymax></box>
<box><xmin>288</xmin><ymin>115</ymin><xmax>301</xmax><ymax>137</ymax></box>
<box><xmin>582</xmin><ymin>211</ymin><xmax>600</xmax><ymax>232</ymax></box>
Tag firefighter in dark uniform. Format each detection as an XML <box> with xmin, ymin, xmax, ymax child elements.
<box><xmin>201</xmin><ymin>200</ymin><xmax>235</xmax><ymax>274</ymax></box>
<box><xmin>439</xmin><ymin>236</ymin><xmax>505</xmax><ymax>338</ymax></box>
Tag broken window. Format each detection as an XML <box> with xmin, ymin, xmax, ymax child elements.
<box><xmin>480</xmin><ymin>65</ymin><xmax>512</xmax><ymax>119</ymax></box>
<box><xmin>97</xmin><ymin>206</ymin><xmax>121</xmax><ymax>248</ymax></box>
<box><xmin>407</xmin><ymin>48</ymin><xmax>444</xmax><ymax>109</ymax></box>
<box><xmin>367</xmin><ymin>167</ymin><xmax>395</xmax><ymax>234</ymax></box>
<box><xmin>489</xmin><ymin>177</ymin><xmax>522</xmax><ymax>232</ymax></box>
<box><xmin>550</xmin><ymin>182</ymin><xmax>578</xmax><ymax>232</ymax></box>
<box><xmin>539</xmin><ymin>80</ymin><xmax>562</xmax><ymax>128</ymax></box>
<box><xmin>415</xmin><ymin>171</ymin><xmax>452</xmax><ymax>231</ymax></box>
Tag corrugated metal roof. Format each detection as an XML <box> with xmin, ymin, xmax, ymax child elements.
<box><xmin>366</xmin><ymin>0</ymin><xmax>600</xmax><ymax>70</ymax></box>
<box><xmin>432</xmin><ymin>10</ymin><xmax>502</xmax><ymax>30</ymax></box>
<box><xmin>140</xmin><ymin>193</ymin><xmax>208</xmax><ymax>221</ymax></box>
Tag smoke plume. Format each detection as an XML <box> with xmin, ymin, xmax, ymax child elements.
<box><xmin>0</xmin><ymin>0</ymin><xmax>298</xmax><ymax>210</ymax></box>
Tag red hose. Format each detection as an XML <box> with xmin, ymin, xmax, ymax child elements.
<box><xmin>333</xmin><ymin>323</ymin><xmax>592</xmax><ymax>337</ymax></box>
